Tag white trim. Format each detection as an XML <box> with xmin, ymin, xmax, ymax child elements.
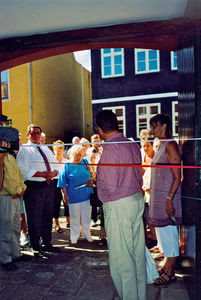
<box><xmin>102</xmin><ymin>106</ymin><xmax>126</xmax><ymax>136</ymax></box>
<box><xmin>92</xmin><ymin>92</ymin><xmax>178</xmax><ymax>104</ymax></box>
<box><xmin>1</xmin><ymin>69</ymin><xmax>10</xmax><ymax>101</ymax></box>
<box><xmin>101</xmin><ymin>48</ymin><xmax>125</xmax><ymax>78</ymax></box>
<box><xmin>171</xmin><ymin>51</ymin><xmax>178</xmax><ymax>70</ymax></box>
<box><xmin>136</xmin><ymin>103</ymin><xmax>161</xmax><ymax>138</ymax></box>
<box><xmin>135</xmin><ymin>49</ymin><xmax>160</xmax><ymax>74</ymax></box>
<box><xmin>172</xmin><ymin>100</ymin><xmax>178</xmax><ymax>136</ymax></box>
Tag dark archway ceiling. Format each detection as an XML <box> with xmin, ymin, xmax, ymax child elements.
<box><xmin>0</xmin><ymin>0</ymin><xmax>200</xmax><ymax>70</ymax></box>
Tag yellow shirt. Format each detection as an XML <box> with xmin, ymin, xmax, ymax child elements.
<box><xmin>0</xmin><ymin>153</ymin><xmax>26</xmax><ymax>196</ymax></box>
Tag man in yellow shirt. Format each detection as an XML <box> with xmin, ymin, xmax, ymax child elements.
<box><xmin>0</xmin><ymin>140</ymin><xmax>27</xmax><ymax>271</ymax></box>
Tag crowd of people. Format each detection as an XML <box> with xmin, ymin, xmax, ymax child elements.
<box><xmin>0</xmin><ymin>112</ymin><xmax>182</xmax><ymax>300</ymax></box>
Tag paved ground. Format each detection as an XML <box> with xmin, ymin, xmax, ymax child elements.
<box><xmin>0</xmin><ymin>216</ymin><xmax>190</xmax><ymax>300</ymax></box>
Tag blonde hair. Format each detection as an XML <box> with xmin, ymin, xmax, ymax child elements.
<box><xmin>53</xmin><ymin>139</ymin><xmax>64</xmax><ymax>153</ymax></box>
<box><xmin>69</xmin><ymin>145</ymin><xmax>84</xmax><ymax>161</ymax></box>
<box><xmin>80</xmin><ymin>138</ymin><xmax>91</xmax><ymax>150</ymax></box>
<box><xmin>91</xmin><ymin>134</ymin><xmax>100</xmax><ymax>142</ymax></box>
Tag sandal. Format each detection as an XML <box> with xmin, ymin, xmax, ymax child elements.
<box><xmin>154</xmin><ymin>272</ymin><xmax>177</xmax><ymax>286</ymax></box>
<box><xmin>158</xmin><ymin>267</ymin><xmax>165</xmax><ymax>276</ymax></box>
<box><xmin>55</xmin><ymin>226</ymin><xmax>63</xmax><ymax>233</ymax></box>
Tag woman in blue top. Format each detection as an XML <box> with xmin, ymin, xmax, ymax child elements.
<box><xmin>58</xmin><ymin>145</ymin><xmax>93</xmax><ymax>244</ymax></box>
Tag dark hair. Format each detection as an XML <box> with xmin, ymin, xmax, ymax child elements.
<box><xmin>150</xmin><ymin>114</ymin><xmax>171</xmax><ymax>138</ymax></box>
<box><xmin>27</xmin><ymin>124</ymin><xmax>42</xmax><ymax>134</ymax></box>
<box><xmin>96</xmin><ymin>110</ymin><xmax>119</xmax><ymax>133</ymax></box>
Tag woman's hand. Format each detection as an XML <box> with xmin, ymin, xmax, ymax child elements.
<box><xmin>166</xmin><ymin>198</ymin><xmax>175</xmax><ymax>217</ymax></box>
<box><xmin>86</xmin><ymin>177</ymin><xmax>97</xmax><ymax>188</ymax></box>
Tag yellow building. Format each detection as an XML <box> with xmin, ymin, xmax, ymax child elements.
<box><xmin>2</xmin><ymin>53</ymin><xmax>92</xmax><ymax>144</ymax></box>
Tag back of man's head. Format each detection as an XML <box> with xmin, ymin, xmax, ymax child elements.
<box><xmin>96</xmin><ymin>110</ymin><xmax>119</xmax><ymax>133</ymax></box>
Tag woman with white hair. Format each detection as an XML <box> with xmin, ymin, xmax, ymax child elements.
<box><xmin>58</xmin><ymin>145</ymin><xmax>93</xmax><ymax>244</ymax></box>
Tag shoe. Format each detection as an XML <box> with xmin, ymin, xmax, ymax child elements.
<box><xmin>42</xmin><ymin>244</ymin><xmax>60</xmax><ymax>253</ymax></box>
<box><xmin>98</xmin><ymin>238</ymin><xmax>107</xmax><ymax>246</ymax></box>
<box><xmin>20</xmin><ymin>242</ymin><xmax>31</xmax><ymax>249</ymax></box>
<box><xmin>33</xmin><ymin>251</ymin><xmax>48</xmax><ymax>259</ymax></box>
<box><xmin>86</xmin><ymin>236</ymin><xmax>93</xmax><ymax>242</ymax></box>
<box><xmin>1</xmin><ymin>262</ymin><xmax>18</xmax><ymax>271</ymax></box>
<box><xmin>55</xmin><ymin>226</ymin><xmax>63</xmax><ymax>233</ymax></box>
<box><xmin>149</xmin><ymin>246</ymin><xmax>160</xmax><ymax>253</ymax></box>
<box><xmin>66</xmin><ymin>224</ymin><xmax>70</xmax><ymax>228</ymax></box>
<box><xmin>71</xmin><ymin>240</ymin><xmax>77</xmax><ymax>244</ymax></box>
<box><xmin>13</xmin><ymin>254</ymin><xmax>33</xmax><ymax>263</ymax></box>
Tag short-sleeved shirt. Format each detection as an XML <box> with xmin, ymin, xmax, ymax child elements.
<box><xmin>57</xmin><ymin>158</ymin><xmax>92</xmax><ymax>204</ymax></box>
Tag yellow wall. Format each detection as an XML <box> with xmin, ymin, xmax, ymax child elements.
<box><xmin>2</xmin><ymin>53</ymin><xmax>92</xmax><ymax>144</ymax></box>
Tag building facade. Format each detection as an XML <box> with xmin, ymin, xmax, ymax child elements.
<box><xmin>1</xmin><ymin>53</ymin><xmax>92</xmax><ymax>143</ymax></box>
<box><xmin>91</xmin><ymin>48</ymin><xmax>178</xmax><ymax>139</ymax></box>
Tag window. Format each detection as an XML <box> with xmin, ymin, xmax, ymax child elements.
<box><xmin>172</xmin><ymin>101</ymin><xmax>178</xmax><ymax>136</ymax></box>
<box><xmin>136</xmin><ymin>103</ymin><xmax>161</xmax><ymax>137</ymax></box>
<box><xmin>101</xmin><ymin>48</ymin><xmax>124</xmax><ymax>78</ymax></box>
<box><xmin>103</xmin><ymin>106</ymin><xmax>126</xmax><ymax>136</ymax></box>
<box><xmin>171</xmin><ymin>51</ymin><xmax>178</xmax><ymax>70</ymax></box>
<box><xmin>135</xmin><ymin>49</ymin><xmax>160</xmax><ymax>74</ymax></box>
<box><xmin>1</xmin><ymin>70</ymin><xmax>9</xmax><ymax>99</ymax></box>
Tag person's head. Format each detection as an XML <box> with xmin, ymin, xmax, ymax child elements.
<box><xmin>150</xmin><ymin>114</ymin><xmax>171</xmax><ymax>139</ymax></box>
<box><xmin>140</xmin><ymin>129</ymin><xmax>151</xmax><ymax>141</ymax></box>
<box><xmin>96</xmin><ymin>110</ymin><xmax>119</xmax><ymax>140</ymax></box>
<box><xmin>69</xmin><ymin>145</ymin><xmax>84</xmax><ymax>163</ymax></box>
<box><xmin>80</xmin><ymin>137</ymin><xmax>91</xmax><ymax>156</ymax></box>
<box><xmin>53</xmin><ymin>140</ymin><xmax>65</xmax><ymax>157</ymax></box>
<box><xmin>40</xmin><ymin>132</ymin><xmax>46</xmax><ymax>144</ymax></box>
<box><xmin>141</xmin><ymin>139</ymin><xmax>154</xmax><ymax>158</ymax></box>
<box><xmin>72</xmin><ymin>136</ymin><xmax>80</xmax><ymax>144</ymax></box>
<box><xmin>27</xmin><ymin>124</ymin><xmax>42</xmax><ymax>144</ymax></box>
<box><xmin>91</xmin><ymin>133</ymin><xmax>101</xmax><ymax>148</ymax></box>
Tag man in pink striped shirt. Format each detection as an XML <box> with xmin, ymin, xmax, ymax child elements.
<box><xmin>96</xmin><ymin>110</ymin><xmax>146</xmax><ymax>300</ymax></box>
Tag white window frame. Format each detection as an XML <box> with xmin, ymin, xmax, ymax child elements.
<box><xmin>172</xmin><ymin>101</ymin><xmax>178</xmax><ymax>136</ymax></box>
<box><xmin>171</xmin><ymin>51</ymin><xmax>178</xmax><ymax>70</ymax></box>
<box><xmin>1</xmin><ymin>70</ymin><xmax>9</xmax><ymax>101</ymax></box>
<box><xmin>102</xmin><ymin>106</ymin><xmax>126</xmax><ymax>136</ymax></box>
<box><xmin>136</xmin><ymin>103</ymin><xmax>161</xmax><ymax>138</ymax></box>
<box><xmin>134</xmin><ymin>49</ymin><xmax>160</xmax><ymax>74</ymax></box>
<box><xmin>101</xmin><ymin>48</ymin><xmax>125</xmax><ymax>78</ymax></box>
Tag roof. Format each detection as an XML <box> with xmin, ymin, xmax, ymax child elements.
<box><xmin>0</xmin><ymin>0</ymin><xmax>200</xmax><ymax>70</ymax></box>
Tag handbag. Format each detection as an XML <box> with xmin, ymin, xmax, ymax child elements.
<box><xmin>145</xmin><ymin>246</ymin><xmax>159</xmax><ymax>284</ymax></box>
<box><xmin>90</xmin><ymin>187</ymin><xmax>102</xmax><ymax>207</ymax></box>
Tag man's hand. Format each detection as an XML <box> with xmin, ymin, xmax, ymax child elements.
<box><xmin>12</xmin><ymin>188</ymin><xmax>25</xmax><ymax>199</ymax></box>
<box><xmin>86</xmin><ymin>178</ymin><xmax>97</xmax><ymax>188</ymax></box>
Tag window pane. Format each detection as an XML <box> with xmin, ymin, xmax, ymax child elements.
<box><xmin>114</xmin><ymin>48</ymin><xmax>122</xmax><ymax>52</ymax></box>
<box><xmin>149</xmin><ymin>60</ymin><xmax>157</xmax><ymax>70</ymax></box>
<box><xmin>1</xmin><ymin>71</ymin><xmax>8</xmax><ymax>83</ymax></box>
<box><xmin>175</xmin><ymin>103</ymin><xmax>178</xmax><ymax>112</ymax></box>
<box><xmin>150</xmin><ymin>106</ymin><xmax>158</xmax><ymax>114</ymax></box>
<box><xmin>138</xmin><ymin>62</ymin><xmax>146</xmax><ymax>72</ymax></box>
<box><xmin>1</xmin><ymin>83</ymin><xmax>8</xmax><ymax>99</ymax></box>
<box><xmin>114</xmin><ymin>55</ymin><xmax>122</xmax><ymax>64</ymax></box>
<box><xmin>115</xmin><ymin>109</ymin><xmax>123</xmax><ymax>117</ymax></box>
<box><xmin>103</xmin><ymin>48</ymin><xmax>111</xmax><ymax>54</ymax></box>
<box><xmin>104</xmin><ymin>66</ymin><xmax>112</xmax><ymax>76</ymax></box>
<box><xmin>114</xmin><ymin>65</ymin><xmax>122</xmax><ymax>75</ymax></box>
<box><xmin>104</xmin><ymin>56</ymin><xmax>111</xmax><ymax>66</ymax></box>
<box><xmin>137</xmin><ymin>51</ymin><xmax>145</xmax><ymax>61</ymax></box>
<box><xmin>139</xmin><ymin>106</ymin><xmax>146</xmax><ymax>115</ymax></box>
<box><xmin>149</xmin><ymin>50</ymin><xmax>157</xmax><ymax>60</ymax></box>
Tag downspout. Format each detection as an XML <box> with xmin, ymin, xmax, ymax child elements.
<box><xmin>0</xmin><ymin>77</ymin><xmax>2</xmax><ymax>115</ymax></box>
<box><xmin>81</xmin><ymin>67</ymin><xmax>85</xmax><ymax>136</ymax></box>
<box><xmin>28</xmin><ymin>63</ymin><xmax>33</xmax><ymax>123</ymax></box>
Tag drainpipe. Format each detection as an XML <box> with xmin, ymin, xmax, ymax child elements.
<box><xmin>81</xmin><ymin>67</ymin><xmax>85</xmax><ymax>136</ymax></box>
<box><xmin>28</xmin><ymin>63</ymin><xmax>33</xmax><ymax>123</ymax></box>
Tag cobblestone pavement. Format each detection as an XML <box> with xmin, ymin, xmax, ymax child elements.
<box><xmin>0</xmin><ymin>217</ymin><xmax>190</xmax><ymax>300</ymax></box>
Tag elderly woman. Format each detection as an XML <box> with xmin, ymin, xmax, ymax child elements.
<box><xmin>52</xmin><ymin>140</ymin><xmax>69</xmax><ymax>233</ymax></box>
<box><xmin>149</xmin><ymin>114</ymin><xmax>182</xmax><ymax>285</ymax></box>
<box><xmin>58</xmin><ymin>145</ymin><xmax>93</xmax><ymax>244</ymax></box>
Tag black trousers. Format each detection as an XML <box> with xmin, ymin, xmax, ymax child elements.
<box><xmin>23</xmin><ymin>180</ymin><xmax>55</xmax><ymax>251</ymax></box>
<box><xmin>53</xmin><ymin>180</ymin><xmax>70</xmax><ymax>218</ymax></box>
